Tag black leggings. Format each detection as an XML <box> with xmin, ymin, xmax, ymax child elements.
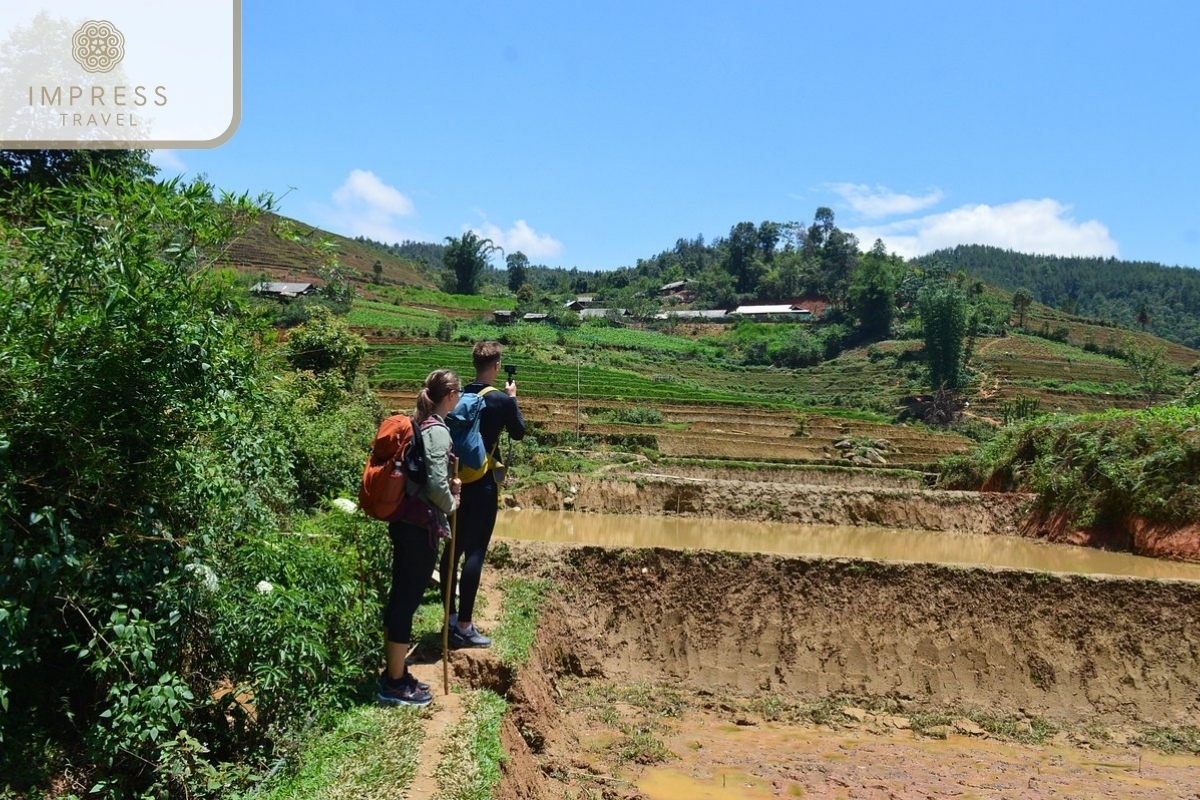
<box><xmin>384</xmin><ymin>520</ymin><xmax>440</xmax><ymax>644</ymax></box>
<box><xmin>438</xmin><ymin>479</ymin><xmax>497</xmax><ymax>623</ymax></box>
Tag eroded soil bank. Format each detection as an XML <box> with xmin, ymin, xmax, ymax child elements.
<box><xmin>513</xmin><ymin>474</ymin><xmax>1034</xmax><ymax>536</ymax></box>
<box><xmin>491</xmin><ymin>542</ymin><xmax>1200</xmax><ymax>799</ymax></box>
<box><xmin>1022</xmin><ymin>508</ymin><xmax>1200</xmax><ymax>563</ymax></box>
<box><xmin>514</xmin><ymin>471</ymin><xmax>1200</xmax><ymax>561</ymax></box>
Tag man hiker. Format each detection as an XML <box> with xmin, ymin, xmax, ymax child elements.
<box><xmin>440</xmin><ymin>340</ymin><xmax>525</xmax><ymax>648</ymax></box>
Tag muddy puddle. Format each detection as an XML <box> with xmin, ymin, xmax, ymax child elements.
<box><xmin>633</xmin><ymin>708</ymin><xmax>1200</xmax><ymax>799</ymax></box>
<box><xmin>495</xmin><ymin>509</ymin><xmax>1200</xmax><ymax>581</ymax></box>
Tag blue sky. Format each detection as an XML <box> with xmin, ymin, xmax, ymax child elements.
<box><xmin>164</xmin><ymin>1</ymin><xmax>1200</xmax><ymax>271</ymax></box>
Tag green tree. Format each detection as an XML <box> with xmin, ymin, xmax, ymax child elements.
<box><xmin>1012</xmin><ymin>287</ymin><xmax>1033</xmax><ymax>327</ymax></box>
<box><xmin>1125</xmin><ymin>340</ymin><xmax>1172</xmax><ymax>407</ymax></box>
<box><xmin>723</xmin><ymin>221</ymin><xmax>764</xmax><ymax>294</ymax></box>
<box><xmin>506</xmin><ymin>251</ymin><xmax>530</xmax><ymax>292</ymax></box>
<box><xmin>693</xmin><ymin>265</ymin><xmax>738</xmax><ymax>309</ymax></box>
<box><xmin>0</xmin><ymin>149</ymin><xmax>157</xmax><ymax>198</ymax></box>
<box><xmin>803</xmin><ymin>207</ymin><xmax>859</xmax><ymax>303</ymax></box>
<box><xmin>760</xmin><ymin>249</ymin><xmax>816</xmax><ymax>300</ymax></box>
<box><xmin>443</xmin><ymin>231</ymin><xmax>500</xmax><ymax>295</ymax></box>
<box><xmin>918</xmin><ymin>282</ymin><xmax>968</xmax><ymax>390</ymax></box>
<box><xmin>757</xmin><ymin>220</ymin><xmax>781</xmax><ymax>263</ymax></box>
<box><xmin>285</xmin><ymin>305</ymin><xmax>367</xmax><ymax>388</ymax></box>
<box><xmin>0</xmin><ymin>174</ymin><xmax>275</xmax><ymax>790</ymax></box>
<box><xmin>1136</xmin><ymin>300</ymin><xmax>1151</xmax><ymax>331</ymax></box>
<box><xmin>847</xmin><ymin>239</ymin><xmax>898</xmax><ymax>340</ymax></box>
<box><xmin>372</xmin><ymin>258</ymin><xmax>383</xmax><ymax>284</ymax></box>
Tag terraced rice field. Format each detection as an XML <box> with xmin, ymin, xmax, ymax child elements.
<box><xmin>377</xmin><ymin>390</ymin><xmax>972</xmax><ymax>469</ymax></box>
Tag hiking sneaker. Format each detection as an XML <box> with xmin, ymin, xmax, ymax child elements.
<box><xmin>377</xmin><ymin>673</ymin><xmax>432</xmax><ymax>707</ymax></box>
<box><xmin>449</xmin><ymin>623</ymin><xmax>492</xmax><ymax>649</ymax></box>
<box><xmin>379</xmin><ymin>671</ymin><xmax>430</xmax><ymax>693</ymax></box>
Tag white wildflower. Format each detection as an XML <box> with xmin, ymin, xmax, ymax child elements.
<box><xmin>185</xmin><ymin>563</ymin><xmax>219</xmax><ymax>593</ymax></box>
<box><xmin>256</xmin><ymin>580</ymin><xmax>274</xmax><ymax>594</ymax></box>
<box><xmin>332</xmin><ymin>497</ymin><xmax>358</xmax><ymax>515</ymax></box>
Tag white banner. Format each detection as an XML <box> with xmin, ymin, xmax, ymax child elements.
<box><xmin>0</xmin><ymin>1</ymin><xmax>240</xmax><ymax>148</ymax></box>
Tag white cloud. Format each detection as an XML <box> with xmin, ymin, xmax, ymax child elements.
<box><xmin>150</xmin><ymin>149</ymin><xmax>186</xmax><ymax>174</ymax></box>
<box><xmin>333</xmin><ymin>169</ymin><xmax>414</xmax><ymax>216</ymax></box>
<box><xmin>827</xmin><ymin>183</ymin><xmax>944</xmax><ymax>218</ymax></box>
<box><xmin>316</xmin><ymin>169</ymin><xmax>416</xmax><ymax>243</ymax></box>
<box><xmin>471</xmin><ymin>219</ymin><xmax>563</xmax><ymax>259</ymax></box>
<box><xmin>850</xmin><ymin>199</ymin><xmax>1119</xmax><ymax>260</ymax></box>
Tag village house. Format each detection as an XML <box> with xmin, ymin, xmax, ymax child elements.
<box><xmin>563</xmin><ymin>296</ymin><xmax>595</xmax><ymax>312</ymax></box>
<box><xmin>732</xmin><ymin>303</ymin><xmax>814</xmax><ymax>319</ymax></box>
<box><xmin>579</xmin><ymin>307</ymin><xmax>629</xmax><ymax>320</ymax></box>
<box><xmin>250</xmin><ymin>281</ymin><xmax>315</xmax><ymax>300</ymax></box>
<box><xmin>658</xmin><ymin>279</ymin><xmax>696</xmax><ymax>303</ymax></box>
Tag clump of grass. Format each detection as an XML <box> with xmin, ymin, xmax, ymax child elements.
<box><xmin>1138</xmin><ymin>726</ymin><xmax>1200</xmax><ymax>754</ymax></box>
<box><xmin>494</xmin><ymin>578</ymin><xmax>552</xmax><ymax>667</ymax></box>
<box><xmin>617</xmin><ymin>682</ymin><xmax>686</xmax><ymax>718</ymax></box>
<box><xmin>257</xmin><ymin>705</ymin><xmax>427</xmax><ymax>800</ymax></box>
<box><xmin>613</xmin><ymin>725</ymin><xmax>672</xmax><ymax>766</ymax></box>
<box><xmin>435</xmin><ymin>690</ymin><xmax>508</xmax><ymax>800</ymax></box>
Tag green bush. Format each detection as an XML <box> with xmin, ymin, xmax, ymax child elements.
<box><xmin>0</xmin><ymin>173</ymin><xmax>391</xmax><ymax>797</ymax></box>
<box><xmin>954</xmin><ymin>407</ymin><xmax>1200</xmax><ymax>527</ymax></box>
<box><xmin>285</xmin><ymin>306</ymin><xmax>368</xmax><ymax>387</ymax></box>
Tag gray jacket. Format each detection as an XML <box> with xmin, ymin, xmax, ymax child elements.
<box><xmin>406</xmin><ymin>416</ymin><xmax>457</xmax><ymax>530</ymax></box>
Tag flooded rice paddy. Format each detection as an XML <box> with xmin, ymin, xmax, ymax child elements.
<box><xmin>495</xmin><ymin>509</ymin><xmax>1200</xmax><ymax>581</ymax></box>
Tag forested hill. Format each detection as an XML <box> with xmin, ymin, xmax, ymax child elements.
<box><xmin>917</xmin><ymin>245</ymin><xmax>1200</xmax><ymax>349</ymax></box>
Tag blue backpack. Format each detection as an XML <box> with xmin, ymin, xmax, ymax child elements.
<box><xmin>445</xmin><ymin>391</ymin><xmax>488</xmax><ymax>470</ymax></box>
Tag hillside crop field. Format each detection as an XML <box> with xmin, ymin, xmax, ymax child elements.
<box><xmin>222</xmin><ymin>212</ymin><xmax>437</xmax><ymax>288</ymax></box>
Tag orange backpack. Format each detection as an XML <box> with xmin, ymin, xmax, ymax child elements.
<box><xmin>358</xmin><ymin>414</ymin><xmax>417</xmax><ymax>522</ymax></box>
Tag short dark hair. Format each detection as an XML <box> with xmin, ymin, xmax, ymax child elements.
<box><xmin>472</xmin><ymin>341</ymin><xmax>503</xmax><ymax>372</ymax></box>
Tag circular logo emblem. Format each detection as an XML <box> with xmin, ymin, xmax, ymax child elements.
<box><xmin>72</xmin><ymin>20</ymin><xmax>125</xmax><ymax>73</ymax></box>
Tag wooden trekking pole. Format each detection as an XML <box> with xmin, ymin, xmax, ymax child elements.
<box><xmin>442</xmin><ymin>460</ymin><xmax>459</xmax><ymax>695</ymax></box>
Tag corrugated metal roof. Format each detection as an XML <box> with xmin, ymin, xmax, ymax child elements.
<box><xmin>734</xmin><ymin>304</ymin><xmax>795</xmax><ymax>314</ymax></box>
<box><xmin>251</xmin><ymin>282</ymin><xmax>314</xmax><ymax>296</ymax></box>
<box><xmin>652</xmin><ymin>309</ymin><xmax>729</xmax><ymax>319</ymax></box>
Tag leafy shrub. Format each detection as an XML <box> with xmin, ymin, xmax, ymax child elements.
<box><xmin>270</xmin><ymin>371</ymin><xmax>382</xmax><ymax>507</ymax></box>
<box><xmin>0</xmin><ymin>173</ymin><xmax>391</xmax><ymax>797</ymax></box>
<box><xmin>954</xmin><ymin>407</ymin><xmax>1200</xmax><ymax>527</ymax></box>
<box><xmin>285</xmin><ymin>306</ymin><xmax>368</xmax><ymax>387</ymax></box>
<box><xmin>591</xmin><ymin>406</ymin><xmax>664</xmax><ymax>425</ymax></box>
<box><xmin>935</xmin><ymin>454</ymin><xmax>985</xmax><ymax>489</ymax></box>
<box><xmin>210</xmin><ymin>519</ymin><xmax>383</xmax><ymax>735</ymax></box>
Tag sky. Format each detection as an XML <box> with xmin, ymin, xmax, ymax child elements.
<box><xmin>162</xmin><ymin>1</ymin><xmax>1200</xmax><ymax>271</ymax></box>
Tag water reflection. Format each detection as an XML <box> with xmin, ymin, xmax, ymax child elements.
<box><xmin>495</xmin><ymin>509</ymin><xmax>1200</xmax><ymax>582</ymax></box>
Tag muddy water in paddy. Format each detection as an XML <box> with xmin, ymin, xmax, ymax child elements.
<box><xmin>495</xmin><ymin>509</ymin><xmax>1200</xmax><ymax>581</ymax></box>
<box><xmin>489</xmin><ymin>519</ymin><xmax>1200</xmax><ymax>799</ymax></box>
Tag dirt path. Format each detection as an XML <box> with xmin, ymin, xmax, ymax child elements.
<box><xmin>406</xmin><ymin>573</ymin><xmax>508</xmax><ymax>799</ymax></box>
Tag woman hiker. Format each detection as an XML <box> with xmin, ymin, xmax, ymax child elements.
<box><xmin>378</xmin><ymin>369</ymin><xmax>462</xmax><ymax>706</ymax></box>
